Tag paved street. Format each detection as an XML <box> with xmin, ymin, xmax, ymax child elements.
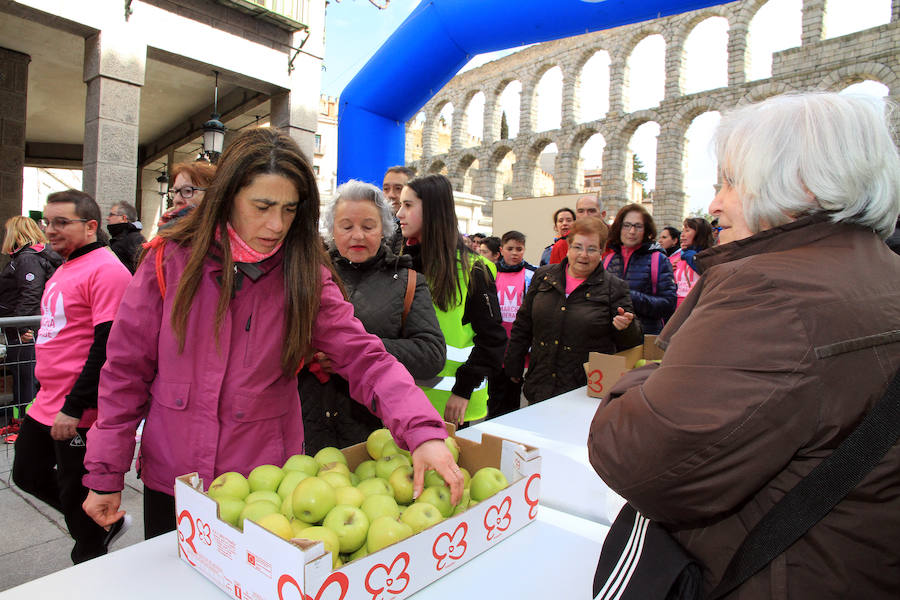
<box><xmin>0</xmin><ymin>438</ymin><xmax>146</xmax><ymax>592</ymax></box>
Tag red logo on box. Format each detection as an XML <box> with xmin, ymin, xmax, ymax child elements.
<box><xmin>587</xmin><ymin>369</ymin><xmax>604</xmax><ymax>394</ymax></box>
<box><xmin>483</xmin><ymin>497</ymin><xmax>512</xmax><ymax>541</ymax></box>
<box><xmin>276</xmin><ymin>571</ymin><xmax>349</xmax><ymax>600</ymax></box>
<box><xmin>365</xmin><ymin>552</ymin><xmax>411</xmax><ymax>599</ymax></box>
<box><xmin>177</xmin><ymin>509</ymin><xmax>198</xmax><ymax>566</ymax></box>
<box><xmin>432</xmin><ymin>522</ymin><xmax>468</xmax><ymax>570</ymax></box>
<box><xmin>524</xmin><ymin>473</ymin><xmax>541</xmax><ymax>520</ymax></box>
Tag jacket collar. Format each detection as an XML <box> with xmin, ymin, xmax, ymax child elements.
<box><xmin>539</xmin><ymin>258</ymin><xmax>606</xmax><ymax>293</ymax></box>
<box><xmin>107</xmin><ymin>222</ymin><xmax>140</xmax><ymax>238</ymax></box>
<box><xmin>67</xmin><ymin>241</ymin><xmax>106</xmax><ymax>262</ymax></box>
<box><xmin>694</xmin><ymin>213</ymin><xmax>842</xmax><ymax>274</ymax></box>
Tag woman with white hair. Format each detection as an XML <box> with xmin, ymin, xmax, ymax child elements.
<box><xmin>588</xmin><ymin>92</ymin><xmax>900</xmax><ymax>599</ymax></box>
<box><xmin>299</xmin><ymin>180</ymin><xmax>445</xmax><ymax>454</ymax></box>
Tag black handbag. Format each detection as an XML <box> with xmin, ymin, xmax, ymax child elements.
<box><xmin>593</xmin><ymin>367</ymin><xmax>900</xmax><ymax>600</ymax></box>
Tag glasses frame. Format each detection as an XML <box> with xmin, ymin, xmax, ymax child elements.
<box><xmin>41</xmin><ymin>217</ymin><xmax>89</xmax><ymax>229</ymax></box>
<box><xmin>166</xmin><ymin>186</ymin><xmax>207</xmax><ymax>201</ymax></box>
<box><xmin>621</xmin><ymin>222</ymin><xmax>645</xmax><ymax>231</ymax></box>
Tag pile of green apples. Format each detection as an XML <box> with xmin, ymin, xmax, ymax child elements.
<box><xmin>205</xmin><ymin>428</ymin><xmax>509</xmax><ymax>570</ymax></box>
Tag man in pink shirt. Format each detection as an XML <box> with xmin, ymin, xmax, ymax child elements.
<box><xmin>12</xmin><ymin>190</ymin><xmax>131</xmax><ymax>564</ymax></box>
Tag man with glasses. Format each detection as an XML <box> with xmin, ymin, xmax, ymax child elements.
<box><xmin>549</xmin><ymin>194</ymin><xmax>606</xmax><ymax>264</ymax></box>
<box><xmin>107</xmin><ymin>201</ymin><xmax>145</xmax><ymax>273</ymax></box>
<box><xmin>12</xmin><ymin>190</ymin><xmax>132</xmax><ymax>564</ymax></box>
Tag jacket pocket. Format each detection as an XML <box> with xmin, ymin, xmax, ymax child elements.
<box><xmin>231</xmin><ymin>391</ymin><xmax>290</xmax><ymax>423</ymax></box>
<box><xmin>150</xmin><ymin>379</ymin><xmax>191</xmax><ymax>411</ymax></box>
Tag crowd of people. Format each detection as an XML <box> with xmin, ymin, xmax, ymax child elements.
<box><xmin>0</xmin><ymin>91</ymin><xmax>898</xmax><ymax>598</ymax></box>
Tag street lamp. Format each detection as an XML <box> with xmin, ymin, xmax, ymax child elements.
<box><xmin>156</xmin><ymin>170</ymin><xmax>168</xmax><ymax>198</ymax></box>
<box><xmin>202</xmin><ymin>71</ymin><xmax>226</xmax><ymax>163</ymax></box>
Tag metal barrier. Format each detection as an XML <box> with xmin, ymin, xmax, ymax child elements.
<box><xmin>0</xmin><ymin>315</ymin><xmax>41</xmax><ymax>442</ymax></box>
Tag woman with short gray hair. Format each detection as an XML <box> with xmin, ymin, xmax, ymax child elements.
<box><xmin>588</xmin><ymin>92</ymin><xmax>900</xmax><ymax>599</ymax></box>
<box><xmin>301</xmin><ymin>179</ymin><xmax>445</xmax><ymax>453</ymax></box>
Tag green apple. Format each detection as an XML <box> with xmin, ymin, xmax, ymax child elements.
<box><xmin>460</xmin><ymin>467</ymin><xmax>471</xmax><ymax>489</ymax></box>
<box><xmin>281</xmin><ymin>493</ymin><xmax>294</xmax><ymax>519</ymax></box>
<box><xmin>379</xmin><ymin>440</ymin><xmax>402</xmax><ymax>458</ymax></box>
<box><xmin>208</xmin><ymin>472</ymin><xmax>250</xmax><ymax>500</ymax></box>
<box><xmin>451</xmin><ymin>489</ymin><xmax>471</xmax><ymax>516</ymax></box>
<box><xmin>470</xmin><ymin>467</ymin><xmax>509</xmax><ymax>502</ymax></box>
<box><xmin>255</xmin><ymin>512</ymin><xmax>293</xmax><ymax>540</ymax></box>
<box><xmin>296</xmin><ymin>526</ymin><xmax>341</xmax><ymax>569</ymax></box>
<box><xmin>634</xmin><ymin>359</ymin><xmax>648</xmax><ymax>368</ymax></box>
<box><xmin>319</xmin><ymin>461</ymin><xmax>351</xmax><ymax>478</ymax></box>
<box><xmin>245</xmin><ymin>490</ymin><xmax>282</xmax><ymax>507</ymax></box>
<box><xmin>444</xmin><ymin>436</ymin><xmax>460</xmax><ymax>462</ymax></box>
<box><xmin>355</xmin><ymin>460</ymin><xmax>378</xmax><ymax>480</ymax></box>
<box><xmin>214</xmin><ymin>496</ymin><xmax>245</xmax><ymax>528</ymax></box>
<box><xmin>388</xmin><ymin>466</ymin><xmax>415</xmax><ymax>505</ymax></box>
<box><xmin>416</xmin><ymin>486</ymin><xmax>453</xmax><ymax>518</ymax></box>
<box><xmin>366</xmin><ymin>428</ymin><xmax>394</xmax><ymax>460</ymax></box>
<box><xmin>375</xmin><ymin>453</ymin><xmax>411</xmax><ymax>480</ymax></box>
<box><xmin>320</xmin><ymin>471</ymin><xmax>352</xmax><ymax>489</ymax></box>
<box><xmin>248</xmin><ymin>464</ymin><xmax>284</xmax><ymax>493</ymax></box>
<box><xmin>314</xmin><ymin>447</ymin><xmax>348</xmax><ymax>468</ymax></box>
<box><xmin>348</xmin><ymin>544</ymin><xmax>369</xmax><ymax>562</ymax></box>
<box><xmin>400</xmin><ymin>502</ymin><xmax>443</xmax><ymax>534</ymax></box>
<box><xmin>239</xmin><ymin>500</ymin><xmax>280</xmax><ymax>530</ymax></box>
<box><xmin>360</xmin><ymin>494</ymin><xmax>400</xmax><ymax>522</ymax></box>
<box><xmin>367</xmin><ymin>516</ymin><xmax>413</xmax><ymax>553</ymax></box>
<box><xmin>290</xmin><ymin>518</ymin><xmax>307</xmax><ymax>538</ymax></box>
<box><xmin>283</xmin><ymin>454</ymin><xmax>319</xmax><ymax>476</ymax></box>
<box><xmin>335</xmin><ymin>485</ymin><xmax>365</xmax><ymax>508</ymax></box>
<box><xmin>423</xmin><ymin>469</ymin><xmax>446</xmax><ymax>489</ymax></box>
<box><xmin>277</xmin><ymin>470</ymin><xmax>310</xmax><ymax>499</ymax></box>
<box><xmin>291</xmin><ymin>477</ymin><xmax>337</xmax><ymax>524</ymax></box>
<box><xmin>322</xmin><ymin>505</ymin><xmax>370</xmax><ymax>553</ymax></box>
<box><xmin>356</xmin><ymin>477</ymin><xmax>394</xmax><ymax>499</ymax></box>
<box><xmin>350</xmin><ymin>473</ymin><xmax>360</xmax><ymax>486</ymax></box>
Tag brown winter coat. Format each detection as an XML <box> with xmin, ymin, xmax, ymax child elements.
<box><xmin>588</xmin><ymin>215</ymin><xmax>900</xmax><ymax>599</ymax></box>
<box><xmin>505</xmin><ymin>259</ymin><xmax>642</xmax><ymax>403</ymax></box>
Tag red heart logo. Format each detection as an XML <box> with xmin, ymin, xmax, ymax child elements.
<box><xmin>279</xmin><ymin>571</ymin><xmax>348</xmax><ymax>600</ymax></box>
<box><xmin>432</xmin><ymin>521</ymin><xmax>468</xmax><ymax>570</ymax></box>
<box><xmin>483</xmin><ymin>496</ymin><xmax>512</xmax><ymax>541</ymax></box>
<box><xmin>524</xmin><ymin>473</ymin><xmax>541</xmax><ymax>520</ymax></box>
<box><xmin>587</xmin><ymin>369</ymin><xmax>603</xmax><ymax>393</ymax></box>
<box><xmin>365</xmin><ymin>552</ymin><xmax>411</xmax><ymax>598</ymax></box>
<box><xmin>176</xmin><ymin>509</ymin><xmax>197</xmax><ymax>566</ymax></box>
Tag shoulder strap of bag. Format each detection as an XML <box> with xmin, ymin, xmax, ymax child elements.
<box><xmin>708</xmin><ymin>366</ymin><xmax>900</xmax><ymax>600</ymax></box>
<box><xmin>401</xmin><ymin>268</ymin><xmax>416</xmax><ymax>327</ymax></box>
<box><xmin>151</xmin><ymin>238</ymin><xmax>167</xmax><ymax>299</ymax></box>
<box><xmin>603</xmin><ymin>253</ymin><xmax>613</xmax><ymax>270</ymax></box>
<box><xmin>650</xmin><ymin>251</ymin><xmax>660</xmax><ymax>295</ymax></box>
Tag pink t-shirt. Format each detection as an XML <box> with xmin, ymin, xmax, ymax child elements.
<box><xmin>565</xmin><ymin>271</ymin><xmax>585</xmax><ymax>296</ymax></box>
<box><xmin>31</xmin><ymin>247</ymin><xmax>131</xmax><ymax>427</ymax></box>
<box><xmin>620</xmin><ymin>245</ymin><xmax>637</xmax><ymax>273</ymax></box>
<box><xmin>496</xmin><ymin>268</ymin><xmax>527</xmax><ymax>337</ymax></box>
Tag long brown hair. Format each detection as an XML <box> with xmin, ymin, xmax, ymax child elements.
<box><xmin>159</xmin><ymin>128</ymin><xmax>328</xmax><ymax>375</ymax></box>
<box><xmin>682</xmin><ymin>217</ymin><xmax>715</xmax><ymax>250</ymax></box>
<box><xmin>405</xmin><ymin>174</ymin><xmax>473</xmax><ymax>312</ymax></box>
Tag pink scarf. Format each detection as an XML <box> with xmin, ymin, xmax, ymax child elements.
<box><xmin>223</xmin><ymin>223</ymin><xmax>282</xmax><ymax>263</ymax></box>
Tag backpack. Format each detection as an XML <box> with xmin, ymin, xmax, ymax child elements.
<box><xmin>603</xmin><ymin>250</ymin><xmax>662</xmax><ymax>295</ymax></box>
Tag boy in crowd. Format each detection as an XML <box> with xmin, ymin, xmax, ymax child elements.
<box><xmin>487</xmin><ymin>230</ymin><xmax>537</xmax><ymax>419</ymax></box>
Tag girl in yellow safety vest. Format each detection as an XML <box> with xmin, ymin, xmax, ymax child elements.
<box><xmin>397</xmin><ymin>175</ymin><xmax>507</xmax><ymax>426</ymax></box>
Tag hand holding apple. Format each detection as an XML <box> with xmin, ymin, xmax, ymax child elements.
<box><xmin>411</xmin><ymin>438</ymin><xmax>464</xmax><ymax>506</ymax></box>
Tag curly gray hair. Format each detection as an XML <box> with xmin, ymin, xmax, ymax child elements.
<box><xmin>321</xmin><ymin>179</ymin><xmax>397</xmax><ymax>243</ymax></box>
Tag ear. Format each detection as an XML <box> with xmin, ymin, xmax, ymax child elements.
<box><xmin>85</xmin><ymin>219</ymin><xmax>99</xmax><ymax>237</ymax></box>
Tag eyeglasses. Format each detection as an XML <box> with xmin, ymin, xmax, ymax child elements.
<box><xmin>570</xmin><ymin>244</ymin><xmax>601</xmax><ymax>255</ymax></box>
<box><xmin>41</xmin><ymin>217</ymin><xmax>88</xmax><ymax>229</ymax></box>
<box><xmin>621</xmin><ymin>222</ymin><xmax>645</xmax><ymax>231</ymax></box>
<box><xmin>166</xmin><ymin>186</ymin><xmax>206</xmax><ymax>201</ymax></box>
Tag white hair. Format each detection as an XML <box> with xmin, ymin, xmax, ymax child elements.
<box><xmin>714</xmin><ymin>92</ymin><xmax>900</xmax><ymax>238</ymax></box>
<box><xmin>321</xmin><ymin>179</ymin><xmax>397</xmax><ymax>243</ymax></box>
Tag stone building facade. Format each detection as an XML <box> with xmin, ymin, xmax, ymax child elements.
<box><xmin>408</xmin><ymin>0</ymin><xmax>900</xmax><ymax>226</ymax></box>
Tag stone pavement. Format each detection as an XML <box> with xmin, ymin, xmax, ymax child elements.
<box><xmin>0</xmin><ymin>437</ymin><xmax>146</xmax><ymax>592</ymax></box>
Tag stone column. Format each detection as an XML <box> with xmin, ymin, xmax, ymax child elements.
<box><xmin>483</xmin><ymin>89</ymin><xmax>499</xmax><ymax>144</ymax></box>
<box><xmin>82</xmin><ymin>30</ymin><xmax>145</xmax><ymax>214</ymax></box>
<box><xmin>473</xmin><ymin>157</ymin><xmax>499</xmax><ymax>207</ymax></box>
<box><xmin>608</xmin><ymin>57</ymin><xmax>627</xmax><ymax>116</ymax></box>
<box><xmin>421</xmin><ymin>110</ymin><xmax>438</xmax><ymax>159</ymax></box>
<box><xmin>561</xmin><ymin>66</ymin><xmax>580</xmax><ymax>126</ymax></box>
<box><xmin>664</xmin><ymin>36</ymin><xmax>685</xmax><ymax>100</ymax></box>
<box><xmin>601</xmin><ymin>141</ymin><xmax>628</xmax><ymax>216</ymax></box>
<box><xmin>801</xmin><ymin>0</ymin><xmax>826</xmax><ymax>46</ymax></box>
<box><xmin>554</xmin><ymin>151</ymin><xmax>578</xmax><ymax>195</ymax></box>
<box><xmin>0</xmin><ymin>47</ymin><xmax>29</xmax><ymax>224</ymax></box>
<box><xmin>512</xmin><ymin>158</ymin><xmax>536</xmax><ymax>198</ymax></box>
<box><xmin>727</xmin><ymin>21</ymin><xmax>750</xmax><ymax>86</ymax></box>
<box><xmin>451</xmin><ymin>98</ymin><xmax>468</xmax><ymax>152</ymax></box>
<box><xmin>519</xmin><ymin>82</ymin><xmax>537</xmax><ymax>136</ymax></box>
<box><xmin>653</xmin><ymin>122</ymin><xmax>687</xmax><ymax>226</ymax></box>
<box><xmin>893</xmin><ymin>0</ymin><xmax>900</xmax><ymax>22</ymax></box>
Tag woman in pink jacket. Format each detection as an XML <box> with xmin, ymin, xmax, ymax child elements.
<box><xmin>82</xmin><ymin>128</ymin><xmax>462</xmax><ymax>538</ymax></box>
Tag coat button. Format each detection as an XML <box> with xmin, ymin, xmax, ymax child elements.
<box><xmin>326</xmin><ymin>411</ymin><xmax>331</xmax><ymax>417</ymax></box>
<box><xmin>551</xmin><ymin>373</ymin><xmax>556</xmax><ymax>378</ymax></box>
<box><xmin>586</xmin><ymin>293</ymin><xmax>591</xmax><ymax>298</ymax></box>
<box><xmin>554</xmin><ymin>340</ymin><xmax>558</xmax><ymax>345</ymax></box>
<box><xmin>235</xmin><ymin>411</ymin><xmax>244</xmax><ymax>418</ymax></box>
<box><xmin>561</xmin><ymin>306</ymin><xmax>566</xmax><ymax>311</ymax></box>
<box><xmin>175</xmin><ymin>399</ymin><xmax>183</xmax><ymax>407</ymax></box>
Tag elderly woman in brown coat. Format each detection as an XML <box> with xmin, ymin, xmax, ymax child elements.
<box><xmin>588</xmin><ymin>93</ymin><xmax>900</xmax><ymax>599</ymax></box>
<box><xmin>505</xmin><ymin>217</ymin><xmax>642</xmax><ymax>404</ymax></box>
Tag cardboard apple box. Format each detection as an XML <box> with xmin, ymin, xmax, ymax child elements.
<box><xmin>174</xmin><ymin>430</ymin><xmax>541</xmax><ymax>600</ymax></box>
<box><xmin>583</xmin><ymin>335</ymin><xmax>665</xmax><ymax>398</ymax></box>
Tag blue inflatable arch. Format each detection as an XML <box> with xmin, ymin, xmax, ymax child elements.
<box><xmin>337</xmin><ymin>0</ymin><xmax>731</xmax><ymax>185</ymax></box>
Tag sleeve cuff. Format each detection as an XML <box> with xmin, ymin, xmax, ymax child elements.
<box><xmin>402</xmin><ymin>424</ymin><xmax>449</xmax><ymax>454</ymax></box>
<box><xmin>60</xmin><ymin>399</ymin><xmax>85</xmax><ymax>419</ymax></box>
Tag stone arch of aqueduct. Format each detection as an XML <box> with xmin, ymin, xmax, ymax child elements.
<box><xmin>404</xmin><ymin>0</ymin><xmax>900</xmax><ymax>226</ymax></box>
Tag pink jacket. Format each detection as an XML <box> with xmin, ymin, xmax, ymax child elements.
<box><xmin>84</xmin><ymin>244</ymin><xmax>447</xmax><ymax>494</ymax></box>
